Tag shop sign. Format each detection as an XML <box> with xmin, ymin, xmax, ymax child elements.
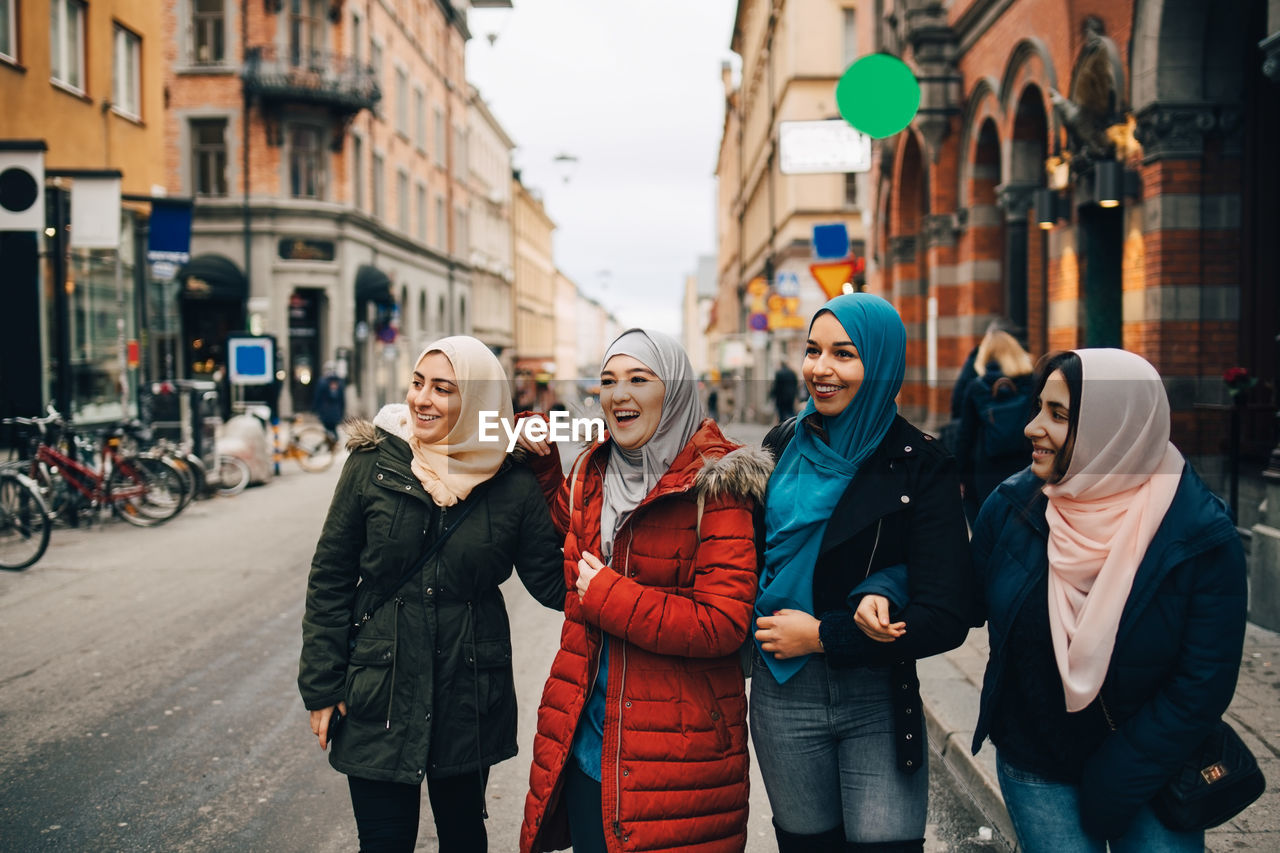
<box><xmin>278</xmin><ymin>238</ymin><xmax>336</xmax><ymax>261</ymax></box>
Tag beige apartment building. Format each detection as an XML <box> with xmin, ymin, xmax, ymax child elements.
<box><xmin>511</xmin><ymin>173</ymin><xmax>556</xmax><ymax>409</ymax></box>
<box><xmin>466</xmin><ymin>85</ymin><xmax>516</xmax><ymax>374</ymax></box>
<box><xmin>717</xmin><ymin>0</ymin><xmax>868</xmax><ymax>419</ymax></box>
<box><xmin>163</xmin><ymin>0</ymin><xmax>476</xmax><ymax>417</ymax></box>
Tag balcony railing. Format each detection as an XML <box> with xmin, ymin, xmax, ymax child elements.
<box><xmin>243</xmin><ymin>45</ymin><xmax>381</xmax><ymax>114</ymax></box>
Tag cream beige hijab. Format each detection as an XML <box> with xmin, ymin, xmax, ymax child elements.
<box><xmin>1042</xmin><ymin>349</ymin><xmax>1184</xmax><ymax>712</ymax></box>
<box><xmin>406</xmin><ymin>336</ymin><xmax>513</xmax><ymax>507</ymax></box>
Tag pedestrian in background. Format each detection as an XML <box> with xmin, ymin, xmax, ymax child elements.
<box><xmin>750</xmin><ymin>293</ymin><xmax>973</xmax><ymax>852</ymax></box>
<box><xmin>298</xmin><ymin>336</ymin><xmax>565</xmax><ymax>853</ymax></box>
<box><xmin>517</xmin><ymin>328</ymin><xmax>772</xmax><ymax>853</ymax></box>
<box><xmin>955</xmin><ymin>329</ymin><xmax>1035</xmax><ymax>526</ymax></box>
<box><xmin>969</xmin><ymin>349</ymin><xmax>1247</xmax><ymax>851</ymax></box>
<box><xmin>312</xmin><ymin>368</ymin><xmax>346</xmax><ymax>440</ymax></box>
<box><xmin>771</xmin><ymin>360</ymin><xmax>799</xmax><ymax>423</ymax></box>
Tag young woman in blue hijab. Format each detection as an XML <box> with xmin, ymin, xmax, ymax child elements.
<box><xmin>750</xmin><ymin>293</ymin><xmax>974</xmax><ymax>853</ymax></box>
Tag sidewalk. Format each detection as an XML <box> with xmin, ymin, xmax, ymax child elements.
<box><xmin>921</xmin><ymin>621</ymin><xmax>1280</xmax><ymax>851</ymax></box>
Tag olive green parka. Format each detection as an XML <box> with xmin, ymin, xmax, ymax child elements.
<box><xmin>298</xmin><ymin>404</ymin><xmax>565</xmax><ymax>784</ymax></box>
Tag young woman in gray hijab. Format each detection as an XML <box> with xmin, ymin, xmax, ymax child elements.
<box><xmin>519</xmin><ymin>329</ymin><xmax>774</xmax><ymax>853</ymax></box>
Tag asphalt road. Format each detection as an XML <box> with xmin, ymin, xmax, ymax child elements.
<box><xmin>0</xmin><ymin>442</ymin><xmax>1008</xmax><ymax>852</ymax></box>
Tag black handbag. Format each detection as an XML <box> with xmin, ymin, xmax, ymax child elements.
<box><xmin>1102</xmin><ymin>697</ymin><xmax>1265</xmax><ymax>831</ymax></box>
<box><xmin>1150</xmin><ymin>720</ymin><xmax>1266</xmax><ymax>831</ymax></box>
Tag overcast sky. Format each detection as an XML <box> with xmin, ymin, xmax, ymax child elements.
<box><xmin>466</xmin><ymin>0</ymin><xmax>740</xmax><ymax>338</ymax></box>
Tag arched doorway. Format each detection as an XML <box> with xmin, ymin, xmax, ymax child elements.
<box><xmin>892</xmin><ymin>131</ymin><xmax>930</xmax><ymax>421</ymax></box>
<box><xmin>1006</xmin><ymin>86</ymin><xmax>1049</xmax><ymax>340</ymax></box>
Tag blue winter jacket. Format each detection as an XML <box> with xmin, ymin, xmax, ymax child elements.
<box><xmin>969</xmin><ymin>464</ymin><xmax>1247</xmax><ymax>838</ymax></box>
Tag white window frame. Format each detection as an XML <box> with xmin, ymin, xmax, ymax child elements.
<box><xmin>371</xmin><ymin>151</ymin><xmax>385</xmax><ymax>220</ymax></box>
<box><xmin>394</xmin><ymin>65</ymin><xmax>408</xmax><ymax>136</ymax></box>
<box><xmin>50</xmin><ymin>0</ymin><xmax>86</xmax><ymax>94</ymax></box>
<box><xmin>288</xmin><ymin>124</ymin><xmax>327</xmax><ymax>200</ymax></box>
<box><xmin>435</xmin><ymin>194</ymin><xmax>446</xmax><ymax>249</ymax></box>
<box><xmin>433</xmin><ymin>107</ymin><xmax>445</xmax><ymax>167</ymax></box>
<box><xmin>352</xmin><ymin>133</ymin><xmax>364</xmax><ymax>211</ymax></box>
<box><xmin>396</xmin><ymin>168</ymin><xmax>409</xmax><ymax>232</ymax></box>
<box><xmin>191</xmin><ymin>117</ymin><xmax>229</xmax><ymax>197</ymax></box>
<box><xmin>413</xmin><ymin>87</ymin><xmax>426</xmax><ymax>153</ymax></box>
<box><xmin>1</xmin><ymin>0</ymin><xmax>18</xmax><ymax>63</ymax></box>
<box><xmin>113</xmin><ymin>24</ymin><xmax>142</xmax><ymax>120</ymax></box>
<box><xmin>415</xmin><ymin>182</ymin><xmax>427</xmax><ymax>242</ymax></box>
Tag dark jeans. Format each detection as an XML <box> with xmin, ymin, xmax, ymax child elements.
<box><xmin>564</xmin><ymin>762</ymin><xmax>609</xmax><ymax>853</ymax></box>
<box><xmin>347</xmin><ymin>768</ymin><xmax>489</xmax><ymax>853</ymax></box>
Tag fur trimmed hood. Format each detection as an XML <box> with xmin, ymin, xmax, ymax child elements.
<box><xmin>343</xmin><ymin>403</ymin><xmax>530</xmax><ymax>462</ymax></box>
<box><xmin>692</xmin><ymin>443</ymin><xmax>773</xmax><ymax>504</ymax></box>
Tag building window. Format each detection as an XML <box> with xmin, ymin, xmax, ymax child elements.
<box><xmin>289</xmin><ymin>0</ymin><xmax>325</xmax><ymax>66</ymax></box>
<box><xmin>192</xmin><ymin>0</ymin><xmax>225</xmax><ymax>65</ymax></box>
<box><xmin>415</xmin><ymin>183</ymin><xmax>427</xmax><ymax>242</ymax></box>
<box><xmin>372</xmin><ymin>153</ymin><xmax>385</xmax><ymax>219</ymax></box>
<box><xmin>435</xmin><ymin>195</ymin><xmax>445</xmax><ymax>249</ymax></box>
<box><xmin>350</xmin><ymin>12</ymin><xmax>361</xmax><ymax>63</ymax></box>
<box><xmin>844</xmin><ymin>172</ymin><xmax>859</xmax><ymax>208</ymax></box>
<box><xmin>397</xmin><ymin>169</ymin><xmax>409</xmax><ymax>232</ymax></box>
<box><xmin>395</xmin><ymin>67</ymin><xmax>408</xmax><ymax>135</ymax></box>
<box><xmin>113</xmin><ymin>25</ymin><xmax>141</xmax><ymax>120</ymax></box>
<box><xmin>453</xmin><ymin>127</ymin><xmax>467</xmax><ymax>181</ymax></box>
<box><xmin>50</xmin><ymin>0</ymin><xmax>86</xmax><ymax>92</ymax></box>
<box><xmin>434</xmin><ymin>108</ymin><xmax>445</xmax><ymax>167</ymax></box>
<box><xmin>1</xmin><ymin>0</ymin><xmax>19</xmax><ymax>62</ymax></box>
<box><xmin>352</xmin><ymin>135</ymin><xmax>364</xmax><ymax>210</ymax></box>
<box><xmin>454</xmin><ymin>206</ymin><xmax>468</xmax><ymax>256</ymax></box>
<box><xmin>289</xmin><ymin>126</ymin><xmax>326</xmax><ymax>199</ymax></box>
<box><xmin>841</xmin><ymin>8</ymin><xmax>858</xmax><ymax>69</ymax></box>
<box><xmin>191</xmin><ymin>119</ymin><xmax>228</xmax><ymax>196</ymax></box>
<box><xmin>414</xmin><ymin>88</ymin><xmax>426</xmax><ymax>152</ymax></box>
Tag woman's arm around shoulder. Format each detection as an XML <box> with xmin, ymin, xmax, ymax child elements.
<box><xmin>510</xmin><ymin>465</ymin><xmax>569</xmax><ymax>612</ymax></box>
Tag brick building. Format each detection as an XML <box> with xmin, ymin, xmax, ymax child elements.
<box><xmin>162</xmin><ymin>0</ymin><xmax>476</xmax><ymax>417</ymax></box>
<box><xmin>867</xmin><ymin>0</ymin><xmax>1279</xmax><ymax>486</ymax></box>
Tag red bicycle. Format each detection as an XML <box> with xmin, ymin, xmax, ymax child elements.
<box><xmin>4</xmin><ymin>411</ymin><xmax>184</xmax><ymax>528</ymax></box>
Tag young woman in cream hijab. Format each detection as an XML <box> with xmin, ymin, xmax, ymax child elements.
<box><xmin>967</xmin><ymin>349</ymin><xmax>1248</xmax><ymax>851</ymax></box>
<box><xmin>299</xmin><ymin>336</ymin><xmax>565</xmax><ymax>853</ymax></box>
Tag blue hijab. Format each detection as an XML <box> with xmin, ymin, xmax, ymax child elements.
<box><xmin>756</xmin><ymin>293</ymin><xmax>907</xmax><ymax>682</ymax></box>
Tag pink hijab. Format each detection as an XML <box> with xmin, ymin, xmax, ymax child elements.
<box><xmin>1042</xmin><ymin>349</ymin><xmax>1185</xmax><ymax>712</ymax></box>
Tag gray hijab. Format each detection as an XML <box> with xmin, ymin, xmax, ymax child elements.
<box><xmin>598</xmin><ymin>329</ymin><xmax>704</xmax><ymax>563</ymax></box>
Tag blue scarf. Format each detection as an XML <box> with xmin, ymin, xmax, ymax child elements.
<box><xmin>756</xmin><ymin>293</ymin><xmax>906</xmax><ymax>682</ymax></box>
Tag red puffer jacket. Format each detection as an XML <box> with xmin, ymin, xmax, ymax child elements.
<box><xmin>521</xmin><ymin>419</ymin><xmax>773</xmax><ymax>853</ymax></box>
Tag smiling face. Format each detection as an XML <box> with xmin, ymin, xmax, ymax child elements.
<box><xmin>600</xmin><ymin>354</ymin><xmax>665</xmax><ymax>450</ymax></box>
<box><xmin>803</xmin><ymin>311</ymin><xmax>865</xmax><ymax>417</ymax></box>
<box><xmin>406</xmin><ymin>351</ymin><xmax>461</xmax><ymax>444</ymax></box>
<box><xmin>1025</xmin><ymin>368</ymin><xmax>1075</xmax><ymax>482</ymax></box>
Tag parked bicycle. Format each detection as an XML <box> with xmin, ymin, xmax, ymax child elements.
<box><xmin>280</xmin><ymin>417</ymin><xmax>337</xmax><ymax>472</ymax></box>
<box><xmin>3</xmin><ymin>410</ymin><xmax>185</xmax><ymax>528</ymax></box>
<box><xmin>0</xmin><ymin>470</ymin><xmax>51</xmax><ymax>570</ymax></box>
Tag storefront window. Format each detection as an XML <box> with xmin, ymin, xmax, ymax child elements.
<box><xmin>62</xmin><ymin>245</ymin><xmax>137</xmax><ymax>423</ymax></box>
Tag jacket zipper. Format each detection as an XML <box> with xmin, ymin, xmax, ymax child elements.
<box><xmin>864</xmin><ymin>518</ymin><xmax>883</xmax><ymax>582</ymax></box>
<box><xmin>386</xmin><ymin>597</ymin><xmax>404</xmax><ymax>728</ymax></box>
<box><xmin>612</xmin><ymin>528</ymin><xmax>633</xmax><ymax>841</ymax></box>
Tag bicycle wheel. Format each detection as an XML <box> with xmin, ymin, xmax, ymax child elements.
<box><xmin>0</xmin><ymin>472</ymin><xmax>52</xmax><ymax>570</ymax></box>
<box><xmin>292</xmin><ymin>426</ymin><xmax>336</xmax><ymax>472</ymax></box>
<box><xmin>106</xmin><ymin>459</ymin><xmax>181</xmax><ymax>527</ymax></box>
<box><xmin>214</xmin><ymin>455</ymin><xmax>250</xmax><ymax>497</ymax></box>
<box><xmin>133</xmin><ymin>456</ymin><xmax>190</xmax><ymax>518</ymax></box>
<box><xmin>144</xmin><ymin>453</ymin><xmax>195</xmax><ymax>513</ymax></box>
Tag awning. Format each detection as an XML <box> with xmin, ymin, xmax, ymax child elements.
<box><xmin>355</xmin><ymin>264</ymin><xmax>394</xmax><ymax>306</ymax></box>
<box><xmin>176</xmin><ymin>254</ymin><xmax>247</xmax><ymax>302</ymax></box>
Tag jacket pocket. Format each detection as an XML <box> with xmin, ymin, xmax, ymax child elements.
<box><xmin>345</xmin><ymin>637</ymin><xmax>396</xmax><ymax>721</ymax></box>
<box><xmin>463</xmin><ymin>637</ymin><xmax>513</xmax><ymax>714</ymax></box>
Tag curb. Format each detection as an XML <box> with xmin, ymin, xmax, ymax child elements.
<box><xmin>917</xmin><ymin>632</ymin><xmax>1016</xmax><ymax>847</ymax></box>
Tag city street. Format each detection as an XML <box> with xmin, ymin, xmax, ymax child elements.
<box><xmin>0</xmin><ymin>433</ymin><xmax>1007</xmax><ymax>852</ymax></box>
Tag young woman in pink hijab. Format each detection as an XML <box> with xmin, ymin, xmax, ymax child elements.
<box><xmin>965</xmin><ymin>349</ymin><xmax>1248</xmax><ymax>851</ymax></box>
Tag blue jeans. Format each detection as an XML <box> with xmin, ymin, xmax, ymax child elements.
<box><xmin>996</xmin><ymin>752</ymin><xmax>1203</xmax><ymax>853</ymax></box>
<box><xmin>749</xmin><ymin>650</ymin><xmax>927</xmax><ymax>842</ymax></box>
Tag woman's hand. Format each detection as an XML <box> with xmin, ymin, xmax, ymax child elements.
<box><xmin>576</xmin><ymin>551</ymin><xmax>604</xmax><ymax>600</ymax></box>
<box><xmin>513</xmin><ymin>414</ymin><xmax>553</xmax><ymax>456</ymax></box>
<box><xmin>755</xmin><ymin>609</ymin><xmax>822</xmax><ymax>659</ymax></box>
<box><xmin>309</xmin><ymin>701</ymin><xmax>348</xmax><ymax>751</ymax></box>
<box><xmin>854</xmin><ymin>594</ymin><xmax>906</xmax><ymax>643</ymax></box>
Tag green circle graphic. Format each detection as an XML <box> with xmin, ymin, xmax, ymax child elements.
<box><xmin>836</xmin><ymin>54</ymin><xmax>921</xmax><ymax>139</ymax></box>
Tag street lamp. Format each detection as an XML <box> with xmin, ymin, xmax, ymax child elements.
<box><xmin>553</xmin><ymin>152</ymin><xmax>579</xmax><ymax>184</ymax></box>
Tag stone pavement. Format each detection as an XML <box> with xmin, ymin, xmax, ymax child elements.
<box><xmin>724</xmin><ymin>418</ymin><xmax>1279</xmax><ymax>851</ymax></box>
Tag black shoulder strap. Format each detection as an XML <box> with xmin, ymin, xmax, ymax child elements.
<box><xmin>765</xmin><ymin>415</ymin><xmax>799</xmax><ymax>459</ymax></box>
<box><xmin>352</xmin><ymin>479</ymin><xmax>491</xmax><ymax>632</ymax></box>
